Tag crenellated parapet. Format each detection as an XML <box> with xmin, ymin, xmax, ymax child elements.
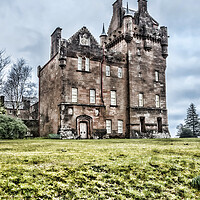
<box><xmin>103</xmin><ymin>0</ymin><xmax>169</xmax><ymax>59</ymax></box>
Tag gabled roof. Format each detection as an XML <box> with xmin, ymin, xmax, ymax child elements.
<box><xmin>66</xmin><ymin>26</ymin><xmax>102</xmax><ymax>57</ymax></box>
<box><xmin>68</xmin><ymin>26</ymin><xmax>99</xmax><ymax>47</ymax></box>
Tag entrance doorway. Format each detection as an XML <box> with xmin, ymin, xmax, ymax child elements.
<box><xmin>76</xmin><ymin>115</ymin><xmax>93</xmax><ymax>139</ymax></box>
<box><xmin>80</xmin><ymin>122</ymin><xmax>87</xmax><ymax>139</ymax></box>
<box><xmin>140</xmin><ymin>117</ymin><xmax>146</xmax><ymax>133</ymax></box>
<box><xmin>157</xmin><ymin>117</ymin><xmax>162</xmax><ymax>133</ymax></box>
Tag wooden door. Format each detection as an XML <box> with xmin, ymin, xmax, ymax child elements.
<box><xmin>80</xmin><ymin>122</ymin><xmax>87</xmax><ymax>139</ymax></box>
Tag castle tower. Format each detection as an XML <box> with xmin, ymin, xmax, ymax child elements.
<box><xmin>103</xmin><ymin>0</ymin><xmax>170</xmax><ymax>138</ymax></box>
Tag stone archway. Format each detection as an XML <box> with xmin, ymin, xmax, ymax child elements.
<box><xmin>76</xmin><ymin>115</ymin><xmax>93</xmax><ymax>139</ymax></box>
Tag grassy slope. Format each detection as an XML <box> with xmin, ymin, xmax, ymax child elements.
<box><xmin>0</xmin><ymin>139</ymin><xmax>200</xmax><ymax>199</ymax></box>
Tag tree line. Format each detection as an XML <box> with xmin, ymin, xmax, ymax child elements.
<box><xmin>0</xmin><ymin>49</ymin><xmax>36</xmax><ymax>116</ymax></box>
<box><xmin>0</xmin><ymin>49</ymin><xmax>37</xmax><ymax>139</ymax></box>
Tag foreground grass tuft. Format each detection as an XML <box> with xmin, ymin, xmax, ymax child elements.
<box><xmin>0</xmin><ymin>138</ymin><xmax>200</xmax><ymax>199</ymax></box>
<box><xmin>192</xmin><ymin>175</ymin><xmax>200</xmax><ymax>190</ymax></box>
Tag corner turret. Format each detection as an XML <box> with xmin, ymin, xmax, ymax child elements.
<box><xmin>100</xmin><ymin>23</ymin><xmax>107</xmax><ymax>47</ymax></box>
<box><xmin>160</xmin><ymin>26</ymin><xmax>168</xmax><ymax>59</ymax></box>
<box><xmin>123</xmin><ymin>3</ymin><xmax>133</xmax><ymax>43</ymax></box>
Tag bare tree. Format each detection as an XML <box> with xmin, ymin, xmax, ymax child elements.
<box><xmin>0</xmin><ymin>49</ymin><xmax>10</xmax><ymax>86</ymax></box>
<box><xmin>3</xmin><ymin>58</ymin><xmax>37</xmax><ymax>116</ymax></box>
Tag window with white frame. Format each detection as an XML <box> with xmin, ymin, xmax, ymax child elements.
<box><xmin>155</xmin><ymin>71</ymin><xmax>159</xmax><ymax>82</ymax></box>
<box><xmin>72</xmin><ymin>88</ymin><xmax>78</xmax><ymax>103</ymax></box>
<box><xmin>156</xmin><ymin>95</ymin><xmax>160</xmax><ymax>108</ymax></box>
<box><xmin>106</xmin><ymin>66</ymin><xmax>110</xmax><ymax>77</ymax></box>
<box><xmin>139</xmin><ymin>93</ymin><xmax>144</xmax><ymax>107</ymax></box>
<box><xmin>118</xmin><ymin>120</ymin><xmax>123</xmax><ymax>134</ymax></box>
<box><xmin>85</xmin><ymin>57</ymin><xmax>90</xmax><ymax>72</ymax></box>
<box><xmin>78</xmin><ymin>56</ymin><xmax>82</xmax><ymax>70</ymax></box>
<box><xmin>111</xmin><ymin>91</ymin><xmax>117</xmax><ymax>106</ymax></box>
<box><xmin>90</xmin><ymin>89</ymin><xmax>96</xmax><ymax>104</ymax></box>
<box><xmin>118</xmin><ymin>67</ymin><xmax>122</xmax><ymax>78</ymax></box>
<box><xmin>106</xmin><ymin>120</ymin><xmax>112</xmax><ymax>134</ymax></box>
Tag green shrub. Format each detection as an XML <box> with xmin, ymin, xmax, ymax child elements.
<box><xmin>180</xmin><ymin>128</ymin><xmax>196</xmax><ymax>138</ymax></box>
<box><xmin>0</xmin><ymin>103</ymin><xmax>6</xmax><ymax>114</ymax></box>
<box><xmin>0</xmin><ymin>114</ymin><xmax>28</xmax><ymax>139</ymax></box>
<box><xmin>192</xmin><ymin>176</ymin><xmax>200</xmax><ymax>190</ymax></box>
<box><xmin>48</xmin><ymin>134</ymin><xmax>61</xmax><ymax>139</ymax></box>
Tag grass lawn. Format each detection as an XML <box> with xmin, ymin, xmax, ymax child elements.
<box><xmin>0</xmin><ymin>138</ymin><xmax>200</xmax><ymax>199</ymax></box>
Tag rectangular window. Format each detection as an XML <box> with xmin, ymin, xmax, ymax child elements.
<box><xmin>139</xmin><ymin>93</ymin><xmax>144</xmax><ymax>107</ymax></box>
<box><xmin>106</xmin><ymin>120</ymin><xmax>112</xmax><ymax>134</ymax></box>
<box><xmin>85</xmin><ymin>57</ymin><xmax>90</xmax><ymax>72</ymax></box>
<box><xmin>90</xmin><ymin>89</ymin><xmax>96</xmax><ymax>104</ymax></box>
<box><xmin>78</xmin><ymin>56</ymin><xmax>82</xmax><ymax>70</ymax></box>
<box><xmin>72</xmin><ymin>88</ymin><xmax>78</xmax><ymax>103</ymax></box>
<box><xmin>155</xmin><ymin>71</ymin><xmax>159</xmax><ymax>82</ymax></box>
<box><xmin>111</xmin><ymin>91</ymin><xmax>116</xmax><ymax>106</ymax></box>
<box><xmin>118</xmin><ymin>67</ymin><xmax>122</xmax><ymax>78</ymax></box>
<box><xmin>156</xmin><ymin>95</ymin><xmax>160</xmax><ymax>108</ymax></box>
<box><xmin>118</xmin><ymin>120</ymin><xmax>123</xmax><ymax>134</ymax></box>
<box><xmin>106</xmin><ymin>66</ymin><xmax>110</xmax><ymax>77</ymax></box>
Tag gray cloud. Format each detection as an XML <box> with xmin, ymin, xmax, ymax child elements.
<box><xmin>0</xmin><ymin>0</ymin><xmax>200</xmax><ymax>137</ymax></box>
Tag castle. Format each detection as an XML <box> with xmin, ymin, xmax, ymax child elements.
<box><xmin>38</xmin><ymin>0</ymin><xmax>170</xmax><ymax>139</ymax></box>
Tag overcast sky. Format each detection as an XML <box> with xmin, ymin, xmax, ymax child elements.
<box><xmin>0</xmin><ymin>0</ymin><xmax>200</xmax><ymax>137</ymax></box>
